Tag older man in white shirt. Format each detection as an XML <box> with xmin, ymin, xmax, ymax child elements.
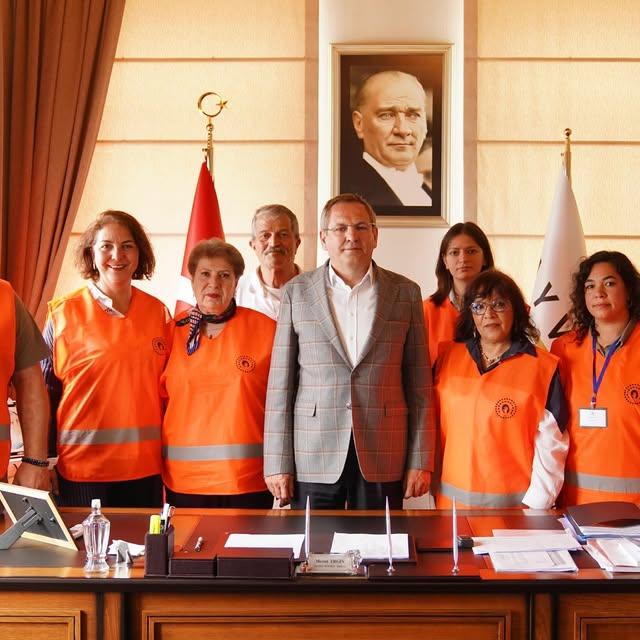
<box><xmin>234</xmin><ymin>204</ymin><xmax>301</xmax><ymax>320</ymax></box>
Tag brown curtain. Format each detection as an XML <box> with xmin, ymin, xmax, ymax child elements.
<box><xmin>0</xmin><ymin>0</ymin><xmax>126</xmax><ymax>325</ymax></box>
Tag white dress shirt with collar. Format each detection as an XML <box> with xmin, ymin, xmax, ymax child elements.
<box><xmin>325</xmin><ymin>262</ymin><xmax>377</xmax><ymax>367</ymax></box>
<box><xmin>87</xmin><ymin>282</ymin><xmax>171</xmax><ymax>322</ymax></box>
<box><xmin>363</xmin><ymin>152</ymin><xmax>432</xmax><ymax>207</ymax></box>
<box><xmin>87</xmin><ymin>282</ymin><xmax>125</xmax><ymax>318</ymax></box>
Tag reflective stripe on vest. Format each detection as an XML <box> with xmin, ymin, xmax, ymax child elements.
<box><xmin>59</xmin><ymin>426</ymin><xmax>160</xmax><ymax>446</ymax></box>
<box><xmin>565</xmin><ymin>470</ymin><xmax>640</xmax><ymax>494</ymax></box>
<box><xmin>163</xmin><ymin>442</ymin><xmax>263</xmax><ymax>462</ymax></box>
<box><xmin>0</xmin><ymin>424</ymin><xmax>9</xmax><ymax>440</ymax></box>
<box><xmin>440</xmin><ymin>481</ymin><xmax>525</xmax><ymax>508</ymax></box>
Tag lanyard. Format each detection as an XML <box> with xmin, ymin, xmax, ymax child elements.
<box><xmin>591</xmin><ymin>333</ymin><xmax>621</xmax><ymax>408</ymax></box>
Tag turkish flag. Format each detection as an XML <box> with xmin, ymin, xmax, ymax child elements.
<box><xmin>175</xmin><ymin>162</ymin><xmax>225</xmax><ymax>315</ymax></box>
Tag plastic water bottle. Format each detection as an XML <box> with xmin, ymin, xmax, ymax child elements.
<box><xmin>82</xmin><ymin>498</ymin><xmax>110</xmax><ymax>574</ymax></box>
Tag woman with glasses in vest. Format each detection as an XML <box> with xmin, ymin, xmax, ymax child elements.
<box><xmin>423</xmin><ymin>222</ymin><xmax>494</xmax><ymax>365</ymax></box>
<box><xmin>161</xmin><ymin>239</ymin><xmax>276</xmax><ymax>508</ymax></box>
<box><xmin>433</xmin><ymin>269</ymin><xmax>569</xmax><ymax>509</ymax></box>
<box><xmin>42</xmin><ymin>211</ymin><xmax>171</xmax><ymax>507</ymax></box>
<box><xmin>552</xmin><ymin>251</ymin><xmax>640</xmax><ymax>505</ymax></box>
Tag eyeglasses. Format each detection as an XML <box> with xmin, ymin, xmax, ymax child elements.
<box><xmin>323</xmin><ymin>222</ymin><xmax>376</xmax><ymax>236</ymax></box>
<box><xmin>446</xmin><ymin>247</ymin><xmax>481</xmax><ymax>258</ymax></box>
<box><xmin>469</xmin><ymin>299</ymin><xmax>511</xmax><ymax>315</ymax></box>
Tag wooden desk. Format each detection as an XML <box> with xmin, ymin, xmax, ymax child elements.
<box><xmin>1</xmin><ymin>507</ymin><xmax>639</xmax><ymax>640</ymax></box>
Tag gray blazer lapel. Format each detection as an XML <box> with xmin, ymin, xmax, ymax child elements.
<box><xmin>308</xmin><ymin>263</ymin><xmax>351</xmax><ymax>366</ymax></box>
<box><xmin>354</xmin><ymin>265</ymin><xmax>399</xmax><ymax>367</ymax></box>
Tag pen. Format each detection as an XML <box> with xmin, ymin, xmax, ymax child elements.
<box><xmin>160</xmin><ymin>503</ymin><xmax>171</xmax><ymax>533</ymax></box>
<box><xmin>385</xmin><ymin>496</ymin><xmax>395</xmax><ymax>574</ymax></box>
<box><xmin>194</xmin><ymin>536</ymin><xmax>204</xmax><ymax>552</ymax></box>
<box><xmin>304</xmin><ymin>495</ymin><xmax>310</xmax><ymax>560</ymax></box>
<box><xmin>452</xmin><ymin>497</ymin><xmax>459</xmax><ymax>574</ymax></box>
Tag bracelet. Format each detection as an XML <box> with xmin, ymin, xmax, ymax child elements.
<box><xmin>21</xmin><ymin>456</ymin><xmax>49</xmax><ymax>468</ymax></box>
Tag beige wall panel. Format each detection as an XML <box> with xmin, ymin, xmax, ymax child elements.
<box><xmin>477</xmin><ymin>144</ymin><xmax>557</xmax><ymax>235</ymax></box>
<box><xmin>488</xmin><ymin>235</ymin><xmax>640</xmax><ymax>309</ymax></box>
<box><xmin>98</xmin><ymin>61</ymin><xmax>306</xmax><ymax>141</ymax></box>
<box><xmin>117</xmin><ymin>0</ymin><xmax>306</xmax><ymax>58</ymax></box>
<box><xmin>73</xmin><ymin>142</ymin><xmax>306</xmax><ymax>235</ymax></box>
<box><xmin>478</xmin><ymin>0</ymin><xmax>640</xmax><ymax>58</ymax></box>
<box><xmin>477</xmin><ymin>144</ymin><xmax>640</xmax><ymax>236</ymax></box>
<box><xmin>477</xmin><ymin>61</ymin><xmax>640</xmax><ymax>141</ymax></box>
<box><xmin>487</xmin><ymin>236</ymin><xmax>544</xmax><ymax>300</ymax></box>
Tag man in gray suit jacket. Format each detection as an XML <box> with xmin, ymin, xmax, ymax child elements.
<box><xmin>264</xmin><ymin>193</ymin><xmax>434</xmax><ymax>509</ymax></box>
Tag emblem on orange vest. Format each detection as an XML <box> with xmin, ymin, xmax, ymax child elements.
<box><xmin>624</xmin><ymin>384</ymin><xmax>640</xmax><ymax>404</ymax></box>
<box><xmin>152</xmin><ymin>337</ymin><xmax>167</xmax><ymax>355</ymax></box>
<box><xmin>495</xmin><ymin>397</ymin><xmax>517</xmax><ymax>419</ymax></box>
<box><xmin>236</xmin><ymin>355</ymin><xmax>256</xmax><ymax>373</ymax></box>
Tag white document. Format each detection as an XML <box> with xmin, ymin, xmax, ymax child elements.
<box><xmin>224</xmin><ymin>533</ymin><xmax>305</xmax><ymax>559</ymax></box>
<box><xmin>472</xmin><ymin>533</ymin><xmax>581</xmax><ymax>555</ymax></box>
<box><xmin>330</xmin><ymin>533</ymin><xmax>409</xmax><ymax>560</ymax></box>
<box><xmin>490</xmin><ymin>549</ymin><xmax>577</xmax><ymax>572</ymax></box>
<box><xmin>586</xmin><ymin>538</ymin><xmax>640</xmax><ymax>572</ymax></box>
<box><xmin>578</xmin><ymin>523</ymin><xmax>640</xmax><ymax>537</ymax></box>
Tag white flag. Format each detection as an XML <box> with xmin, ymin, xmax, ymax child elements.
<box><xmin>531</xmin><ymin>168</ymin><xmax>586</xmax><ymax>349</ymax></box>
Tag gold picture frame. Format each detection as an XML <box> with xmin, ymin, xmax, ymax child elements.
<box><xmin>331</xmin><ymin>43</ymin><xmax>453</xmax><ymax>227</ymax></box>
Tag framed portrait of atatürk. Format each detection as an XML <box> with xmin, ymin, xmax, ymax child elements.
<box><xmin>331</xmin><ymin>43</ymin><xmax>452</xmax><ymax>226</ymax></box>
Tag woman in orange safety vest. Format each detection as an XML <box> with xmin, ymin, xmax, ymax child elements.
<box><xmin>433</xmin><ymin>269</ymin><xmax>569</xmax><ymax>509</ymax></box>
<box><xmin>552</xmin><ymin>251</ymin><xmax>640</xmax><ymax>506</ymax></box>
<box><xmin>423</xmin><ymin>222</ymin><xmax>494</xmax><ymax>365</ymax></box>
<box><xmin>42</xmin><ymin>211</ymin><xmax>171</xmax><ymax>507</ymax></box>
<box><xmin>161</xmin><ymin>239</ymin><xmax>276</xmax><ymax>508</ymax></box>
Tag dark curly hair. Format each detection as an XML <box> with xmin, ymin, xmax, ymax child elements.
<box><xmin>455</xmin><ymin>269</ymin><xmax>539</xmax><ymax>343</ymax></box>
<box><xmin>75</xmin><ymin>210</ymin><xmax>155</xmax><ymax>281</ymax></box>
<box><xmin>569</xmin><ymin>250</ymin><xmax>640</xmax><ymax>342</ymax></box>
<box><xmin>430</xmin><ymin>222</ymin><xmax>494</xmax><ymax>306</ymax></box>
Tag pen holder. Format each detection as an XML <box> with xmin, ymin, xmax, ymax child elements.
<box><xmin>144</xmin><ymin>525</ymin><xmax>174</xmax><ymax>577</ymax></box>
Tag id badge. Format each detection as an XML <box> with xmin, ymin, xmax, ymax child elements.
<box><xmin>579</xmin><ymin>407</ymin><xmax>608</xmax><ymax>428</ymax></box>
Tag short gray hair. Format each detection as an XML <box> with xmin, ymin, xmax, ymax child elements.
<box><xmin>251</xmin><ymin>204</ymin><xmax>299</xmax><ymax>239</ymax></box>
<box><xmin>320</xmin><ymin>193</ymin><xmax>377</xmax><ymax>231</ymax></box>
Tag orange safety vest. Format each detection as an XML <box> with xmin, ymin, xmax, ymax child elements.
<box><xmin>161</xmin><ymin>307</ymin><xmax>276</xmax><ymax>495</ymax></box>
<box><xmin>552</xmin><ymin>326</ymin><xmax>640</xmax><ymax>505</ymax></box>
<box><xmin>423</xmin><ymin>297</ymin><xmax>459</xmax><ymax>365</ymax></box>
<box><xmin>0</xmin><ymin>280</ymin><xmax>16</xmax><ymax>476</ymax></box>
<box><xmin>50</xmin><ymin>286</ymin><xmax>170</xmax><ymax>482</ymax></box>
<box><xmin>434</xmin><ymin>341</ymin><xmax>558</xmax><ymax>508</ymax></box>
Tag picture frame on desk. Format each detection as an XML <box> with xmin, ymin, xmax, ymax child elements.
<box><xmin>0</xmin><ymin>482</ymin><xmax>77</xmax><ymax>550</ymax></box>
<box><xmin>331</xmin><ymin>43</ymin><xmax>453</xmax><ymax>227</ymax></box>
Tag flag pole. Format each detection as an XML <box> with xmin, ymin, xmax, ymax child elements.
<box><xmin>175</xmin><ymin>93</ymin><xmax>227</xmax><ymax>314</ymax></box>
<box><xmin>197</xmin><ymin>91</ymin><xmax>228</xmax><ymax>176</ymax></box>
<box><xmin>562</xmin><ymin>128</ymin><xmax>572</xmax><ymax>185</ymax></box>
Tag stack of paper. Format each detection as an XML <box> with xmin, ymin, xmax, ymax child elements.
<box><xmin>586</xmin><ymin>538</ymin><xmax>640</xmax><ymax>572</ymax></box>
<box><xmin>489</xmin><ymin>550</ymin><xmax>577</xmax><ymax>572</ymax></box>
<box><xmin>470</xmin><ymin>531</ymin><xmax>580</xmax><ymax>573</ymax></box>
<box><xmin>471</xmin><ymin>532</ymin><xmax>581</xmax><ymax>556</ymax></box>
